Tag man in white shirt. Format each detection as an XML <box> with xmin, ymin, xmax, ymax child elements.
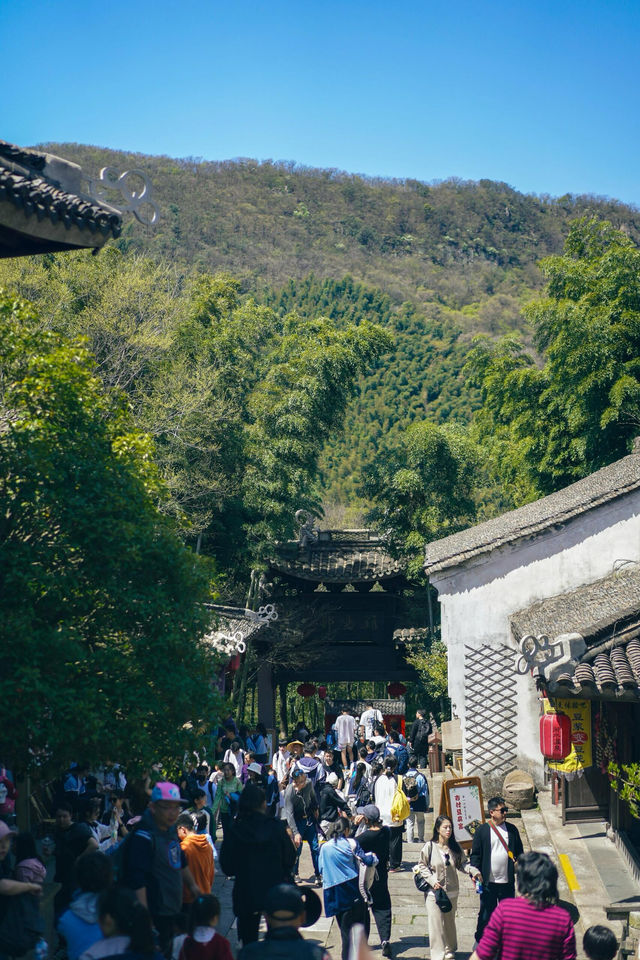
<box><xmin>272</xmin><ymin>737</ymin><xmax>291</xmax><ymax>816</ymax></box>
<box><xmin>360</xmin><ymin>702</ymin><xmax>383</xmax><ymax>739</ymax></box>
<box><xmin>334</xmin><ymin>707</ymin><xmax>357</xmax><ymax>768</ymax></box>
<box><xmin>469</xmin><ymin>795</ymin><xmax>524</xmax><ymax>945</ymax></box>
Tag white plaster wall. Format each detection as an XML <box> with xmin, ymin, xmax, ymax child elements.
<box><xmin>431</xmin><ymin>490</ymin><xmax>640</xmax><ymax>783</ymax></box>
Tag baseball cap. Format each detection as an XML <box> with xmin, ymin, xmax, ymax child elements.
<box><xmin>247</xmin><ymin>762</ymin><xmax>263</xmax><ymax>775</ymax></box>
<box><xmin>150</xmin><ymin>782</ymin><xmax>189</xmax><ymax>804</ymax></box>
<box><xmin>264</xmin><ymin>883</ymin><xmax>322</xmax><ymax>927</ymax></box>
<box><xmin>326</xmin><ymin>772</ymin><xmax>339</xmax><ymax>786</ymax></box>
<box><xmin>356</xmin><ymin>803</ymin><xmax>380</xmax><ymax>821</ymax></box>
<box><xmin>278</xmin><ymin>736</ymin><xmax>288</xmax><ymax>746</ymax></box>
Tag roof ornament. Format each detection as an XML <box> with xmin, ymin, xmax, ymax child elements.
<box><xmin>516</xmin><ymin>632</ymin><xmax>586</xmax><ymax>679</ymax></box>
<box><xmin>295</xmin><ymin>509</ymin><xmax>319</xmax><ymax>547</ymax></box>
<box><xmin>203</xmin><ymin>629</ymin><xmax>247</xmax><ymax>656</ymax></box>
<box><xmin>255</xmin><ymin>603</ymin><xmax>278</xmax><ymax>624</ymax></box>
<box><xmin>85</xmin><ymin>167</ymin><xmax>159</xmax><ymax>225</ymax></box>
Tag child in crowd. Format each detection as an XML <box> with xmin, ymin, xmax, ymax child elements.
<box><xmin>79</xmin><ymin>886</ymin><xmax>162</xmax><ymax>960</ymax></box>
<box><xmin>14</xmin><ymin>831</ymin><xmax>47</xmax><ymax>885</ymax></box>
<box><xmin>178</xmin><ymin>895</ymin><xmax>233</xmax><ymax>960</ymax></box>
<box><xmin>583</xmin><ymin>925</ymin><xmax>618</xmax><ymax>960</ymax></box>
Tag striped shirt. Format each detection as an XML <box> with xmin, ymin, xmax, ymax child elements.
<box><xmin>476</xmin><ymin>897</ymin><xmax>576</xmax><ymax>960</ymax></box>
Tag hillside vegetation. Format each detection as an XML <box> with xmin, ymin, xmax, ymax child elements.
<box><xmin>33</xmin><ymin>143</ymin><xmax>640</xmax><ymax>513</ymax></box>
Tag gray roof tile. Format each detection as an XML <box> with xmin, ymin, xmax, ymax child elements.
<box><xmin>425</xmin><ymin>451</ymin><xmax>640</xmax><ymax>575</ymax></box>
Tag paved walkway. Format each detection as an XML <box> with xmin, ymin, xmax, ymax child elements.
<box><xmin>214</xmin><ymin>785</ymin><xmax>639</xmax><ymax>960</ymax></box>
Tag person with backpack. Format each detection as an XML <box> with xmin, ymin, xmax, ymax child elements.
<box><xmin>384</xmin><ymin>731</ymin><xmax>408</xmax><ymax>775</ymax></box>
<box><xmin>122</xmin><ymin>782</ymin><xmax>201</xmax><ymax>958</ymax></box>
<box><xmin>403</xmin><ymin>755</ymin><xmax>429</xmax><ymax>844</ymax></box>
<box><xmin>360</xmin><ymin>703</ymin><xmax>383</xmax><ymax>740</ymax></box>
<box><xmin>291</xmin><ymin>742</ymin><xmax>326</xmax><ymax>797</ymax></box>
<box><xmin>347</xmin><ymin>762</ymin><xmax>371</xmax><ymax>815</ymax></box>
<box><xmin>373</xmin><ymin>757</ymin><xmax>408</xmax><ymax>872</ymax></box>
<box><xmin>407</xmin><ymin>710</ymin><xmax>432</xmax><ymax>770</ymax></box>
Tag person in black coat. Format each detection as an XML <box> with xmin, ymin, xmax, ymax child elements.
<box><xmin>407</xmin><ymin>710</ymin><xmax>432</xmax><ymax>769</ymax></box>
<box><xmin>469</xmin><ymin>796</ymin><xmax>524</xmax><ymax>945</ymax></box>
<box><xmin>220</xmin><ymin>784</ymin><xmax>297</xmax><ymax>947</ymax></box>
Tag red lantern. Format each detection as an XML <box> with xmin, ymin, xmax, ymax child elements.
<box><xmin>297</xmin><ymin>683</ymin><xmax>316</xmax><ymax>698</ymax></box>
<box><xmin>228</xmin><ymin>655</ymin><xmax>241</xmax><ymax>673</ymax></box>
<box><xmin>540</xmin><ymin>713</ymin><xmax>571</xmax><ymax>760</ymax></box>
<box><xmin>318</xmin><ymin>685</ymin><xmax>328</xmax><ymax>700</ymax></box>
<box><xmin>387</xmin><ymin>682</ymin><xmax>407</xmax><ymax>698</ymax></box>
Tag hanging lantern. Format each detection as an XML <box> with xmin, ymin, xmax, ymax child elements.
<box><xmin>387</xmin><ymin>682</ymin><xmax>407</xmax><ymax>698</ymax></box>
<box><xmin>228</xmin><ymin>655</ymin><xmax>241</xmax><ymax>673</ymax></box>
<box><xmin>317</xmin><ymin>685</ymin><xmax>328</xmax><ymax>700</ymax></box>
<box><xmin>297</xmin><ymin>683</ymin><xmax>316</xmax><ymax>698</ymax></box>
<box><xmin>540</xmin><ymin>712</ymin><xmax>571</xmax><ymax>760</ymax></box>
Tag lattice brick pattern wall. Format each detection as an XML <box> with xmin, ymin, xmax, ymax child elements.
<box><xmin>464</xmin><ymin>644</ymin><xmax>518</xmax><ymax>774</ymax></box>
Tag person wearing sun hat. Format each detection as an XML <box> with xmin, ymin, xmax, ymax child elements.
<box><xmin>238</xmin><ymin>883</ymin><xmax>329</xmax><ymax>960</ymax></box>
<box><xmin>123</xmin><ymin>782</ymin><xmax>200</xmax><ymax>957</ymax></box>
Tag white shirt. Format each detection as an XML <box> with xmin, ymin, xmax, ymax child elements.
<box><xmin>335</xmin><ymin>714</ymin><xmax>356</xmax><ymax>746</ymax></box>
<box><xmin>488</xmin><ymin>823</ymin><xmax>510</xmax><ymax>883</ymax></box>
<box><xmin>374</xmin><ymin>773</ymin><xmax>397</xmax><ymax>827</ymax></box>
<box><xmin>224</xmin><ymin>748</ymin><xmax>244</xmax><ymax>776</ymax></box>
<box><xmin>272</xmin><ymin>749</ymin><xmax>291</xmax><ymax>782</ymax></box>
<box><xmin>361</xmin><ymin>708</ymin><xmax>383</xmax><ymax>738</ymax></box>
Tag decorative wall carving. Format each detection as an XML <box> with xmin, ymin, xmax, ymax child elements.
<box><xmin>464</xmin><ymin>643</ymin><xmax>518</xmax><ymax>774</ymax></box>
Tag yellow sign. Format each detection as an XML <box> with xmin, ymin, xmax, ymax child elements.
<box><xmin>543</xmin><ymin>697</ymin><xmax>592</xmax><ymax>774</ymax></box>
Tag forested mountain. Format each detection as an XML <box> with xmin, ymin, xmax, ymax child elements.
<box><xmin>34</xmin><ymin>143</ymin><xmax>640</xmax><ymax>514</ymax></box>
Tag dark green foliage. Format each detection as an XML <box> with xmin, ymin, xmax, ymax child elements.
<box><xmin>0</xmin><ymin>290</ymin><xmax>221</xmax><ymax>773</ymax></box>
<box><xmin>465</xmin><ymin>218</ymin><xmax>640</xmax><ymax>504</ymax></box>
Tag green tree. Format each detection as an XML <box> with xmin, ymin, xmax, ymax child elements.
<box><xmin>0</xmin><ymin>290</ymin><xmax>221</xmax><ymax>774</ymax></box>
<box><xmin>466</xmin><ymin>218</ymin><xmax>640</xmax><ymax>503</ymax></box>
<box><xmin>362</xmin><ymin>421</ymin><xmax>479</xmax><ymax>578</ymax></box>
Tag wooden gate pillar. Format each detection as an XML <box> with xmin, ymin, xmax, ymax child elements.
<box><xmin>257</xmin><ymin>658</ymin><xmax>275</xmax><ymax>728</ymax></box>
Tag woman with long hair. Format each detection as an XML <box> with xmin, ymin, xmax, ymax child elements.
<box><xmin>416</xmin><ymin>814</ymin><xmax>477</xmax><ymax>960</ymax></box>
<box><xmin>318</xmin><ymin>818</ymin><xmax>378</xmax><ymax>960</ymax></box>
<box><xmin>469</xmin><ymin>851</ymin><xmax>576</xmax><ymax>960</ymax></box>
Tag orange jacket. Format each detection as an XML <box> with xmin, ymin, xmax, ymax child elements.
<box><xmin>181</xmin><ymin>832</ymin><xmax>215</xmax><ymax>903</ymax></box>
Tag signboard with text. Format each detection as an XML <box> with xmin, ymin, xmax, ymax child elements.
<box><xmin>441</xmin><ymin>776</ymin><xmax>485</xmax><ymax>850</ymax></box>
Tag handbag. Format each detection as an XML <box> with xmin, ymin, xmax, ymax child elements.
<box><xmin>434</xmin><ymin>886</ymin><xmax>453</xmax><ymax>912</ymax></box>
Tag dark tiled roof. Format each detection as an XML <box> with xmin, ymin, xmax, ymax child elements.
<box><xmin>203</xmin><ymin>603</ymin><xmax>273</xmax><ymax>653</ymax></box>
<box><xmin>424</xmin><ymin>451</ymin><xmax>640</xmax><ymax>575</ymax></box>
<box><xmin>512</xmin><ymin>565</ymin><xmax>640</xmax><ymax>699</ymax></box>
<box><xmin>0</xmin><ymin>140</ymin><xmax>121</xmax><ymax>256</ymax></box>
<box><xmin>268</xmin><ymin>529</ymin><xmax>405</xmax><ymax>583</ymax></box>
<box><xmin>511</xmin><ymin>565</ymin><xmax>640</xmax><ymax>643</ymax></box>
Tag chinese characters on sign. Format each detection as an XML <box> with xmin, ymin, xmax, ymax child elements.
<box><xmin>543</xmin><ymin>697</ymin><xmax>592</xmax><ymax>776</ymax></box>
<box><xmin>443</xmin><ymin>778</ymin><xmax>485</xmax><ymax>846</ymax></box>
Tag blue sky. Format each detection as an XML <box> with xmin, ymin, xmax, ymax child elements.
<box><xmin>2</xmin><ymin>0</ymin><xmax>639</xmax><ymax>204</ymax></box>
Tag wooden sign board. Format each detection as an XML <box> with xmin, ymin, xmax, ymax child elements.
<box><xmin>439</xmin><ymin>776</ymin><xmax>485</xmax><ymax>851</ymax></box>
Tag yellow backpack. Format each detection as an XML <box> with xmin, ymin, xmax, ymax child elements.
<box><xmin>390</xmin><ymin>775</ymin><xmax>410</xmax><ymax>823</ymax></box>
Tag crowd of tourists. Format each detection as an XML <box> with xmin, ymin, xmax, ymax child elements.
<box><xmin>0</xmin><ymin>708</ymin><xmax>622</xmax><ymax>960</ymax></box>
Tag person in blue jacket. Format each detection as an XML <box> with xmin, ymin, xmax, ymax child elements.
<box><xmin>318</xmin><ymin>819</ymin><xmax>377</xmax><ymax>960</ymax></box>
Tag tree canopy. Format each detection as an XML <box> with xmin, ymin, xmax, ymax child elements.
<box><xmin>0</xmin><ymin>290</ymin><xmax>221</xmax><ymax>774</ymax></box>
<box><xmin>465</xmin><ymin>218</ymin><xmax>640</xmax><ymax>504</ymax></box>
